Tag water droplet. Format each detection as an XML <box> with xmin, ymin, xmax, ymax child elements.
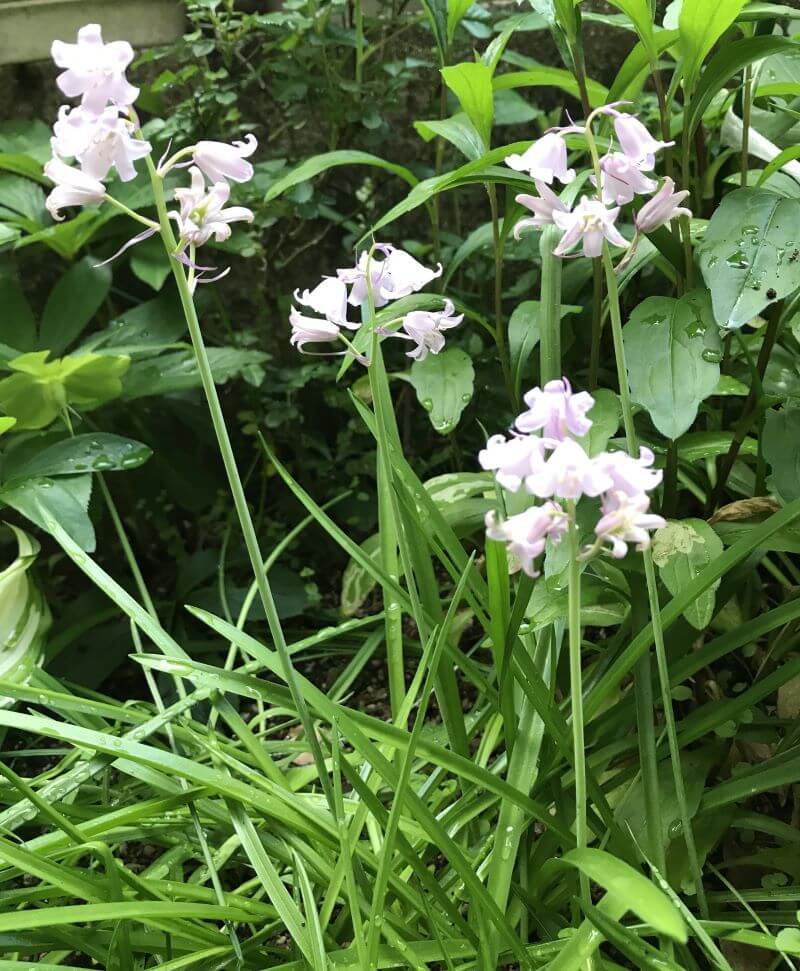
<box><xmin>667</xmin><ymin>819</ymin><xmax>682</xmax><ymax>838</ymax></box>
<box><xmin>685</xmin><ymin>320</ymin><xmax>706</xmax><ymax>338</ymax></box>
<box><xmin>701</xmin><ymin>349</ymin><xmax>722</xmax><ymax>364</ymax></box>
<box><xmin>725</xmin><ymin>250</ymin><xmax>750</xmax><ymax>269</ymax></box>
<box><xmin>421</xmin><ymin>398</ymin><xmax>433</xmax><ymax>412</ymax></box>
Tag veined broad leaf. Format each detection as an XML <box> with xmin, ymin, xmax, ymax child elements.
<box><xmin>653</xmin><ymin>519</ymin><xmax>724</xmax><ymax>629</ymax></box>
<box><xmin>624</xmin><ymin>289</ymin><xmax>721</xmax><ymax>439</ymax></box>
<box><xmin>441</xmin><ymin>62</ymin><xmax>495</xmax><ymax>150</ymax></box>
<box><xmin>678</xmin><ymin>0</ymin><xmax>746</xmax><ymax>95</ymax></box>
<box><xmin>2</xmin><ymin>433</ymin><xmax>151</xmax><ymax>486</ymax></box>
<box><xmin>698</xmin><ymin>188</ymin><xmax>800</xmax><ymax>329</ymax></box>
<box><xmin>408</xmin><ymin>348</ymin><xmax>474</xmax><ymax>435</ymax></box>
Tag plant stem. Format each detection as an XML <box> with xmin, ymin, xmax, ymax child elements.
<box><xmin>144</xmin><ymin>156</ymin><xmax>335</xmax><ymax>812</ymax></box>
<box><xmin>567</xmin><ymin>504</ymin><xmax>590</xmax><ymax>912</ymax></box>
<box><xmin>663</xmin><ymin>438</ymin><xmax>678</xmax><ymax>518</ymax></box>
<box><xmin>354</xmin><ymin>0</ymin><xmax>364</xmax><ymax>88</ymax></box>
<box><xmin>539</xmin><ymin>225</ymin><xmax>563</xmax><ymax>386</ymax></box>
<box><xmin>588</xmin><ymin>259</ymin><xmax>602</xmax><ymax>390</ymax></box>
<box><xmin>601</xmin><ymin>244</ymin><xmax>709</xmax><ymax>918</ymax></box>
<box><xmin>741</xmin><ymin>65</ymin><xmax>752</xmax><ymax>188</ymax></box>
<box><xmin>487</xmin><ymin>181</ymin><xmax>514</xmax><ymax>403</ymax></box>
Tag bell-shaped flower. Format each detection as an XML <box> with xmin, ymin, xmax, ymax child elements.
<box><xmin>635</xmin><ymin>178</ymin><xmax>691</xmax><ymax>233</ymax></box>
<box><xmin>514</xmin><ymin>182</ymin><xmax>570</xmax><ymax>238</ymax></box>
<box><xmin>53</xmin><ymin>105</ymin><xmax>151</xmax><ymax>182</ymax></box>
<box><xmin>552</xmin><ymin>197</ymin><xmax>628</xmax><ymax>258</ymax></box>
<box><xmin>44</xmin><ymin>157</ymin><xmax>105</xmax><ymax>220</ymax></box>
<box><xmin>289</xmin><ymin>308</ymin><xmax>342</xmax><ymax>352</ymax></box>
<box><xmin>614</xmin><ymin>114</ymin><xmax>673</xmax><ymax>171</ymax></box>
<box><xmin>293</xmin><ymin>277</ymin><xmax>354</xmax><ymax>328</ymax></box>
<box><xmin>171</xmin><ymin>166</ymin><xmax>253</xmax><ymax>246</ymax></box>
<box><xmin>516</xmin><ymin>378</ymin><xmax>594</xmax><ymax>441</ymax></box>
<box><xmin>397</xmin><ymin>300</ymin><xmax>463</xmax><ymax>361</ymax></box>
<box><xmin>526</xmin><ymin>437</ymin><xmax>612</xmax><ymax>501</ymax></box>
<box><xmin>595</xmin><ymin>446</ymin><xmax>662</xmax><ymax>497</ymax></box>
<box><xmin>597</xmin><ymin>152</ymin><xmax>657</xmax><ymax>205</ymax></box>
<box><xmin>485</xmin><ymin>502</ymin><xmax>568</xmax><ymax>577</ymax></box>
<box><xmin>505</xmin><ymin>132</ymin><xmax>575</xmax><ymax>184</ymax></box>
<box><xmin>51</xmin><ymin>24</ymin><xmax>139</xmax><ymax>114</ymax></box>
<box><xmin>193</xmin><ymin>135</ymin><xmax>257</xmax><ymax>184</ymax></box>
<box><xmin>594</xmin><ymin>489</ymin><xmax>665</xmax><ymax>558</ymax></box>
<box><xmin>478</xmin><ymin>433</ymin><xmax>549</xmax><ymax>493</ymax></box>
<box><xmin>338</xmin><ymin>245</ymin><xmax>441</xmax><ymax>308</ymax></box>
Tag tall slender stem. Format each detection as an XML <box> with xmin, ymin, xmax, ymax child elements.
<box><xmin>144</xmin><ymin>156</ymin><xmax>334</xmax><ymax>811</ymax></box>
<box><xmin>567</xmin><ymin>505</ymin><xmax>589</xmax><ymax>909</ymax></box>
<box><xmin>740</xmin><ymin>65</ymin><xmax>752</xmax><ymax>188</ymax></box>
<box><xmin>601</xmin><ymin>245</ymin><xmax>708</xmax><ymax>918</ymax></box>
<box><xmin>487</xmin><ymin>181</ymin><xmax>513</xmax><ymax>402</ymax></box>
<box><xmin>539</xmin><ymin>225</ymin><xmax>563</xmax><ymax>386</ymax></box>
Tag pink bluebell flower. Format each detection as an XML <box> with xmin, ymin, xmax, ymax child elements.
<box><xmin>294</xmin><ymin>277</ymin><xmax>352</xmax><ymax>327</ymax></box>
<box><xmin>597</xmin><ymin>152</ymin><xmax>657</xmax><ymax>205</ymax></box>
<box><xmin>51</xmin><ymin>24</ymin><xmax>139</xmax><ymax>114</ymax></box>
<box><xmin>397</xmin><ymin>300</ymin><xmax>463</xmax><ymax>361</ymax></box>
<box><xmin>635</xmin><ymin>178</ymin><xmax>692</xmax><ymax>233</ymax></box>
<box><xmin>594</xmin><ymin>490</ymin><xmax>665</xmax><ymax>558</ymax></box>
<box><xmin>595</xmin><ymin>446</ymin><xmax>663</xmax><ymax>496</ymax></box>
<box><xmin>613</xmin><ymin>114</ymin><xmax>673</xmax><ymax>170</ymax></box>
<box><xmin>552</xmin><ymin>197</ymin><xmax>628</xmax><ymax>258</ymax></box>
<box><xmin>171</xmin><ymin>166</ymin><xmax>253</xmax><ymax>246</ymax></box>
<box><xmin>514</xmin><ymin>182</ymin><xmax>570</xmax><ymax>238</ymax></box>
<box><xmin>193</xmin><ymin>135</ymin><xmax>257</xmax><ymax>184</ymax></box>
<box><xmin>505</xmin><ymin>132</ymin><xmax>575</xmax><ymax>184</ymax></box>
<box><xmin>516</xmin><ymin>378</ymin><xmax>594</xmax><ymax>441</ymax></box>
<box><xmin>478</xmin><ymin>433</ymin><xmax>550</xmax><ymax>493</ymax></box>
<box><xmin>525</xmin><ymin>437</ymin><xmax>612</xmax><ymax>501</ymax></box>
<box><xmin>52</xmin><ymin>105</ymin><xmax>151</xmax><ymax>182</ymax></box>
<box><xmin>485</xmin><ymin>502</ymin><xmax>569</xmax><ymax>577</ymax></box>
<box><xmin>44</xmin><ymin>157</ymin><xmax>105</xmax><ymax>220</ymax></box>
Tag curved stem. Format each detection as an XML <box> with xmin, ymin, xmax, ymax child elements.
<box><xmin>144</xmin><ymin>154</ymin><xmax>335</xmax><ymax>812</ymax></box>
<box><xmin>103</xmin><ymin>194</ymin><xmax>159</xmax><ymax>230</ymax></box>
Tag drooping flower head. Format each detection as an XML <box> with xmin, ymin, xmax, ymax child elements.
<box><xmin>171</xmin><ymin>166</ymin><xmax>254</xmax><ymax>246</ymax></box>
<box><xmin>52</xmin><ymin>105</ymin><xmax>151</xmax><ymax>182</ymax></box>
<box><xmin>51</xmin><ymin>24</ymin><xmax>139</xmax><ymax>114</ymax></box>
<box><xmin>516</xmin><ymin>378</ymin><xmax>594</xmax><ymax>441</ymax></box>
<box><xmin>478</xmin><ymin>433</ymin><xmax>550</xmax><ymax>493</ymax></box>
<box><xmin>552</xmin><ymin>197</ymin><xmax>628</xmax><ymax>258</ymax></box>
<box><xmin>505</xmin><ymin>132</ymin><xmax>575</xmax><ymax>185</ymax></box>
<box><xmin>613</xmin><ymin>114</ymin><xmax>673</xmax><ymax>171</ymax></box>
<box><xmin>525</xmin><ymin>437</ymin><xmax>612</xmax><ymax>501</ymax></box>
<box><xmin>337</xmin><ymin>246</ymin><xmax>442</xmax><ymax>309</ymax></box>
<box><xmin>289</xmin><ymin>309</ymin><xmax>344</xmax><ymax>353</ymax></box>
<box><xmin>597</xmin><ymin>152</ymin><xmax>657</xmax><ymax>206</ymax></box>
<box><xmin>44</xmin><ymin>157</ymin><xmax>105</xmax><ymax>220</ymax></box>
<box><xmin>396</xmin><ymin>301</ymin><xmax>463</xmax><ymax>361</ymax></box>
<box><xmin>635</xmin><ymin>178</ymin><xmax>692</xmax><ymax>233</ymax></box>
<box><xmin>595</xmin><ymin>446</ymin><xmax>662</xmax><ymax>496</ymax></box>
<box><xmin>514</xmin><ymin>182</ymin><xmax>570</xmax><ymax>238</ymax></box>
<box><xmin>193</xmin><ymin>135</ymin><xmax>258</xmax><ymax>184</ymax></box>
<box><xmin>485</xmin><ymin>503</ymin><xmax>569</xmax><ymax>577</ymax></box>
<box><xmin>594</xmin><ymin>490</ymin><xmax>665</xmax><ymax>558</ymax></box>
<box><xmin>294</xmin><ymin>277</ymin><xmax>352</xmax><ymax>327</ymax></box>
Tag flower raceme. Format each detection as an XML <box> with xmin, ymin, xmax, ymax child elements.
<box><xmin>44</xmin><ymin>23</ymin><xmax>257</xmax><ymax>281</ymax></box>
<box><xmin>289</xmin><ymin>246</ymin><xmax>460</xmax><ymax>363</ymax></box>
<box><xmin>480</xmin><ymin>378</ymin><xmax>665</xmax><ymax>576</ymax></box>
<box><xmin>507</xmin><ymin>107</ymin><xmax>689</xmax><ymax>266</ymax></box>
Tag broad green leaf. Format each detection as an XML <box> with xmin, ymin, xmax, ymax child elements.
<box><xmin>575</xmin><ymin>389</ymin><xmax>621</xmax><ymax>457</ymax></box>
<box><xmin>493</xmin><ymin>89</ymin><xmax>540</xmax><ymax>126</ymax></box>
<box><xmin>340</xmin><ymin>533</ymin><xmax>382</xmax><ymax>617</ymax></box>
<box><xmin>82</xmin><ymin>290</ymin><xmax>186</xmax><ymax>354</ymax></box>
<box><xmin>685</xmin><ymin>36</ymin><xmax>800</xmax><ymax>140</ymax></box>
<box><xmin>624</xmin><ymin>289</ymin><xmax>721</xmax><ymax>438</ymax></box>
<box><xmin>441</xmin><ymin>62</ymin><xmax>495</xmax><ymax>149</ymax></box>
<box><xmin>264</xmin><ymin>150</ymin><xmax>417</xmax><ymax>202</ymax></box>
<box><xmin>678</xmin><ymin>0</ymin><xmax>746</xmax><ymax>95</ymax></box>
<box><xmin>38</xmin><ymin>256</ymin><xmax>112</xmax><ymax>355</ymax></box>
<box><xmin>652</xmin><ymin>519</ymin><xmax>724</xmax><ymax>628</ymax></box>
<box><xmin>419</xmin><ymin>0</ymin><xmax>448</xmax><ymax>60</ymax></box>
<box><xmin>764</xmin><ymin>403</ymin><xmax>800</xmax><ymax>503</ymax></box>
<box><xmin>698</xmin><ymin>188</ymin><xmax>800</xmax><ymax>329</ymax></box>
<box><xmin>408</xmin><ymin>348</ymin><xmax>474</xmax><ymax>435</ymax></box>
<box><xmin>1</xmin><ymin>474</ymin><xmax>95</xmax><ymax>551</ymax></box>
<box><xmin>561</xmin><ymin>848</ymin><xmax>687</xmax><ymax>941</ymax></box>
<box><xmin>0</xmin><ymin>417</ymin><xmax>15</xmax><ymax>436</ymax></box>
<box><xmin>493</xmin><ymin>68</ymin><xmax>608</xmax><ymax>108</ymax></box>
<box><xmin>0</xmin><ymin>351</ymin><xmax>130</xmax><ymax>430</ymax></box>
<box><xmin>414</xmin><ymin>113</ymin><xmax>485</xmax><ymax>161</ymax></box>
<box><xmin>2</xmin><ymin>433</ymin><xmax>151</xmax><ymax>485</ymax></box>
<box><xmin>0</xmin><ymin>264</ymin><xmax>36</xmax><ymax>351</ymax></box>
<box><xmin>122</xmin><ymin>348</ymin><xmax>267</xmax><ymax>399</ymax></box>
<box><xmin>447</xmin><ymin>0</ymin><xmax>474</xmax><ymax>42</ymax></box>
<box><xmin>607</xmin><ymin>0</ymin><xmax>656</xmax><ymax>56</ymax></box>
<box><xmin>129</xmin><ymin>235</ymin><xmax>171</xmax><ymax>291</ymax></box>
<box><xmin>509</xmin><ymin>301</ymin><xmax>581</xmax><ymax>396</ymax></box>
<box><xmin>0</xmin><ymin>524</ymin><xmax>48</xmax><ymax>707</ymax></box>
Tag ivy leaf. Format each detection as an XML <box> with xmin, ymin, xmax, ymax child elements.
<box><xmin>652</xmin><ymin>519</ymin><xmax>724</xmax><ymax>629</ymax></box>
<box><xmin>408</xmin><ymin>348</ymin><xmax>474</xmax><ymax>435</ymax></box>
<box><xmin>698</xmin><ymin>188</ymin><xmax>800</xmax><ymax>329</ymax></box>
<box><xmin>624</xmin><ymin>289</ymin><xmax>721</xmax><ymax>439</ymax></box>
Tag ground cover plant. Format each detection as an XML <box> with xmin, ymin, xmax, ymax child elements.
<box><xmin>1</xmin><ymin>0</ymin><xmax>800</xmax><ymax>968</ymax></box>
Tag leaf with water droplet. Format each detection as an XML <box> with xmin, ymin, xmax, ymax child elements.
<box><xmin>624</xmin><ymin>289</ymin><xmax>722</xmax><ymax>439</ymax></box>
<box><xmin>408</xmin><ymin>348</ymin><xmax>474</xmax><ymax>436</ymax></box>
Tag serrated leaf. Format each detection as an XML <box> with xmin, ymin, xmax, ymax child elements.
<box><xmin>624</xmin><ymin>289</ymin><xmax>721</xmax><ymax>439</ymax></box>
<box><xmin>408</xmin><ymin>348</ymin><xmax>474</xmax><ymax>435</ymax></box>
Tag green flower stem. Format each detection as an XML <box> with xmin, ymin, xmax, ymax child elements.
<box><xmin>487</xmin><ymin>181</ymin><xmax>514</xmax><ymax>403</ymax></box>
<box><xmin>144</xmin><ymin>156</ymin><xmax>335</xmax><ymax>812</ymax></box>
<box><xmin>103</xmin><ymin>194</ymin><xmax>159</xmax><ymax>230</ymax></box>
<box><xmin>602</xmin><ymin>245</ymin><xmax>709</xmax><ymax>919</ymax></box>
<box><xmin>567</xmin><ymin>504</ymin><xmax>590</xmax><ymax>914</ymax></box>
<box><xmin>539</xmin><ymin>225</ymin><xmax>563</xmax><ymax>385</ymax></box>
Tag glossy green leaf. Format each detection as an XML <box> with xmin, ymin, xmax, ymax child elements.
<box><xmin>2</xmin><ymin>433</ymin><xmax>151</xmax><ymax>485</ymax></box>
<box><xmin>575</xmin><ymin>389</ymin><xmax>621</xmax><ymax>457</ymax></box>
<box><xmin>447</xmin><ymin>0</ymin><xmax>474</xmax><ymax>42</ymax></box>
<box><xmin>607</xmin><ymin>0</ymin><xmax>656</xmax><ymax>56</ymax></box>
<box><xmin>264</xmin><ymin>150</ymin><xmax>417</xmax><ymax>202</ymax></box>
<box><xmin>121</xmin><ymin>348</ymin><xmax>267</xmax><ymax>399</ymax></box>
<box><xmin>698</xmin><ymin>188</ymin><xmax>800</xmax><ymax>329</ymax></box>
<box><xmin>441</xmin><ymin>62</ymin><xmax>495</xmax><ymax>149</ymax></box>
<box><xmin>561</xmin><ymin>848</ymin><xmax>687</xmax><ymax>941</ymax></box>
<box><xmin>38</xmin><ymin>256</ymin><xmax>112</xmax><ymax>355</ymax></box>
<box><xmin>624</xmin><ymin>289</ymin><xmax>721</xmax><ymax>438</ymax></box>
<box><xmin>408</xmin><ymin>348</ymin><xmax>474</xmax><ymax>435</ymax></box>
<box><xmin>493</xmin><ymin>68</ymin><xmax>608</xmax><ymax>108</ymax></box>
<box><xmin>678</xmin><ymin>0</ymin><xmax>746</xmax><ymax>95</ymax></box>
<box><xmin>1</xmin><ymin>474</ymin><xmax>95</xmax><ymax>551</ymax></box>
<box><xmin>419</xmin><ymin>0</ymin><xmax>448</xmax><ymax>59</ymax></box>
<box><xmin>414</xmin><ymin>113</ymin><xmax>485</xmax><ymax>161</ymax></box>
<box><xmin>652</xmin><ymin>519</ymin><xmax>724</xmax><ymax>629</ymax></box>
